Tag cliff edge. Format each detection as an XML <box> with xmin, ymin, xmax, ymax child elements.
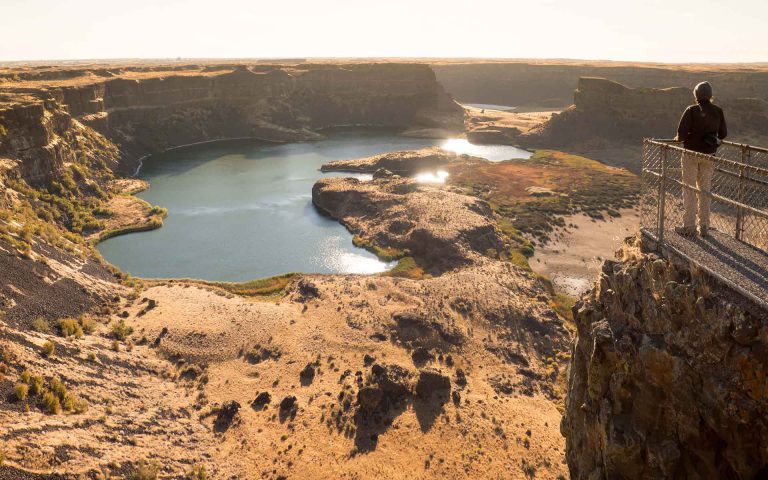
<box><xmin>563</xmin><ymin>236</ymin><xmax>768</xmax><ymax>479</ymax></box>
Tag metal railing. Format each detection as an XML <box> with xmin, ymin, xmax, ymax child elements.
<box><xmin>641</xmin><ymin>139</ymin><xmax>768</xmax><ymax>252</ymax></box>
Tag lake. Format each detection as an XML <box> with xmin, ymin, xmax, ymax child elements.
<box><xmin>97</xmin><ymin>130</ymin><xmax>531</xmax><ymax>281</ymax></box>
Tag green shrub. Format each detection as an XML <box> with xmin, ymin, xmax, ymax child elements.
<box><xmin>149</xmin><ymin>205</ymin><xmax>167</xmax><ymax>217</ymax></box>
<box><xmin>42</xmin><ymin>391</ymin><xmax>61</xmax><ymax>414</ymax></box>
<box><xmin>41</xmin><ymin>340</ymin><xmax>56</xmax><ymax>357</ymax></box>
<box><xmin>31</xmin><ymin>317</ymin><xmax>51</xmax><ymax>333</ymax></box>
<box><xmin>13</xmin><ymin>383</ymin><xmax>29</xmax><ymax>401</ymax></box>
<box><xmin>58</xmin><ymin>318</ymin><xmax>83</xmax><ymax>338</ymax></box>
<box><xmin>110</xmin><ymin>319</ymin><xmax>133</xmax><ymax>341</ymax></box>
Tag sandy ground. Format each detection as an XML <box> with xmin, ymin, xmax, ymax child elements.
<box><xmin>530</xmin><ymin>208</ymin><xmax>639</xmax><ymax>297</ymax></box>
<box><xmin>114</xmin><ymin>274</ymin><xmax>570</xmax><ymax>479</ymax></box>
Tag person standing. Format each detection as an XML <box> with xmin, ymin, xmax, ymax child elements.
<box><xmin>674</xmin><ymin>81</ymin><xmax>728</xmax><ymax>237</ymax></box>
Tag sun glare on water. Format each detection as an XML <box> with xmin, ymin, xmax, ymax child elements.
<box><xmin>316</xmin><ymin>235</ymin><xmax>395</xmax><ymax>274</ymax></box>
<box><xmin>440</xmin><ymin>138</ymin><xmax>532</xmax><ymax>162</ymax></box>
<box><xmin>414</xmin><ymin>170</ymin><xmax>450</xmax><ymax>184</ymax></box>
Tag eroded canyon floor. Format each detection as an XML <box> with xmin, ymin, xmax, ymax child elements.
<box><xmin>0</xmin><ymin>140</ymin><xmax>642</xmax><ymax>479</ymax></box>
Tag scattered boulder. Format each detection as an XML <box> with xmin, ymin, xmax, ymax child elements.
<box><xmin>363</xmin><ymin>354</ymin><xmax>375</xmax><ymax>366</ymax></box>
<box><xmin>454</xmin><ymin>369</ymin><xmax>467</xmax><ymax>388</ymax></box>
<box><xmin>357</xmin><ymin>363</ymin><xmax>415</xmax><ymax>415</ymax></box>
<box><xmin>279</xmin><ymin>396</ymin><xmax>297</xmax><ymax>412</ymax></box>
<box><xmin>392</xmin><ymin>311</ymin><xmax>464</xmax><ymax>350</ymax></box>
<box><xmin>245</xmin><ymin>344</ymin><xmax>281</xmax><ymax>364</ymax></box>
<box><xmin>214</xmin><ymin>400</ymin><xmax>241</xmax><ymax>432</ymax></box>
<box><xmin>356</xmin><ymin>386</ymin><xmax>384</xmax><ymax>414</ymax></box>
<box><xmin>251</xmin><ymin>392</ymin><xmax>271</xmax><ymax>411</ymax></box>
<box><xmin>411</xmin><ymin>347</ymin><xmax>433</xmax><ymax>366</ymax></box>
<box><xmin>300</xmin><ymin>363</ymin><xmax>316</xmax><ymax>385</ymax></box>
<box><xmin>415</xmin><ymin>369</ymin><xmax>451</xmax><ymax>399</ymax></box>
<box><xmin>297</xmin><ymin>279</ymin><xmax>319</xmax><ymax>299</ymax></box>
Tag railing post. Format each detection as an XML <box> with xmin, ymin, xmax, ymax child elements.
<box><xmin>657</xmin><ymin>144</ymin><xmax>667</xmax><ymax>244</ymax></box>
<box><xmin>735</xmin><ymin>145</ymin><xmax>749</xmax><ymax>241</ymax></box>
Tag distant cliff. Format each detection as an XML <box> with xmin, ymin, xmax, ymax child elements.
<box><xmin>0</xmin><ymin>63</ymin><xmax>463</xmax><ymax>180</ymax></box>
<box><xmin>432</xmin><ymin>62</ymin><xmax>768</xmax><ymax>108</ymax></box>
<box><xmin>522</xmin><ymin>77</ymin><xmax>768</xmax><ymax>147</ymax></box>
<box><xmin>563</xmin><ymin>237</ymin><xmax>768</xmax><ymax>479</ymax></box>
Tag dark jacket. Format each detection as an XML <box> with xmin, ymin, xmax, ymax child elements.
<box><xmin>676</xmin><ymin>101</ymin><xmax>727</xmax><ymax>154</ymax></box>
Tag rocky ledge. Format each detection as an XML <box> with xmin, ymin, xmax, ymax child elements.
<box><xmin>563</xmin><ymin>236</ymin><xmax>768</xmax><ymax>479</ymax></box>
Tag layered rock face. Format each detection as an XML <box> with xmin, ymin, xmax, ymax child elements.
<box><xmin>0</xmin><ymin>63</ymin><xmax>463</xmax><ymax>178</ymax></box>
<box><xmin>523</xmin><ymin>77</ymin><xmax>768</xmax><ymax>147</ymax></box>
<box><xmin>433</xmin><ymin>62</ymin><xmax>768</xmax><ymax>108</ymax></box>
<box><xmin>563</xmin><ymin>238</ymin><xmax>768</xmax><ymax>479</ymax></box>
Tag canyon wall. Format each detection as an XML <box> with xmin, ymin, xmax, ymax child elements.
<box><xmin>563</xmin><ymin>238</ymin><xmax>768</xmax><ymax>479</ymax></box>
<box><xmin>0</xmin><ymin>64</ymin><xmax>463</xmax><ymax>179</ymax></box>
<box><xmin>432</xmin><ymin>62</ymin><xmax>768</xmax><ymax>107</ymax></box>
<box><xmin>522</xmin><ymin>77</ymin><xmax>768</xmax><ymax>148</ymax></box>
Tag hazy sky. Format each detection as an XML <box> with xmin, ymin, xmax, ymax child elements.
<box><xmin>2</xmin><ymin>0</ymin><xmax>766</xmax><ymax>63</ymax></box>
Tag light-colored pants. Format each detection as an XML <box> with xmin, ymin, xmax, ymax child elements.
<box><xmin>681</xmin><ymin>152</ymin><xmax>715</xmax><ymax>229</ymax></box>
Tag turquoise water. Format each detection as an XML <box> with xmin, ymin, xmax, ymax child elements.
<box><xmin>97</xmin><ymin>131</ymin><xmax>531</xmax><ymax>281</ymax></box>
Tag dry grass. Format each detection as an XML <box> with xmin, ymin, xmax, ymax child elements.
<box><xmin>58</xmin><ymin>318</ymin><xmax>84</xmax><ymax>338</ymax></box>
<box><xmin>191</xmin><ymin>273</ymin><xmax>300</xmax><ymax>297</ymax></box>
<box><xmin>384</xmin><ymin>257</ymin><xmax>426</xmax><ymax>279</ymax></box>
<box><xmin>41</xmin><ymin>340</ymin><xmax>56</xmax><ymax>357</ymax></box>
<box><xmin>13</xmin><ymin>383</ymin><xmax>28</xmax><ymax>401</ymax></box>
<box><xmin>129</xmin><ymin>460</ymin><xmax>160</xmax><ymax>480</ymax></box>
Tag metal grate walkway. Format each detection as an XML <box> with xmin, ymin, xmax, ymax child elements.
<box><xmin>642</xmin><ymin>228</ymin><xmax>768</xmax><ymax>310</ymax></box>
<box><xmin>641</xmin><ymin>139</ymin><xmax>768</xmax><ymax>312</ymax></box>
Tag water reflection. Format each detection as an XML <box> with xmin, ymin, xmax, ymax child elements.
<box><xmin>414</xmin><ymin>170</ymin><xmax>450</xmax><ymax>184</ymax></box>
<box><xmin>440</xmin><ymin>138</ymin><xmax>532</xmax><ymax>162</ymax></box>
<box><xmin>315</xmin><ymin>235</ymin><xmax>396</xmax><ymax>274</ymax></box>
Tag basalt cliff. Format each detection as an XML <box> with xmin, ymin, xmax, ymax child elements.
<box><xmin>432</xmin><ymin>61</ymin><xmax>768</xmax><ymax>109</ymax></box>
<box><xmin>563</xmin><ymin>238</ymin><xmax>768</xmax><ymax>479</ymax></box>
<box><xmin>0</xmin><ymin>63</ymin><xmax>464</xmax><ymax>181</ymax></box>
<box><xmin>523</xmin><ymin>77</ymin><xmax>768</xmax><ymax>149</ymax></box>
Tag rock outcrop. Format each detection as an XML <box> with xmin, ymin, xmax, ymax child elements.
<box><xmin>312</xmin><ymin>174</ymin><xmax>505</xmax><ymax>271</ymax></box>
<box><xmin>523</xmin><ymin>77</ymin><xmax>768</xmax><ymax>147</ymax></box>
<box><xmin>0</xmin><ymin>98</ymin><xmax>120</xmax><ymax>182</ymax></box>
<box><xmin>563</xmin><ymin>237</ymin><xmax>768</xmax><ymax>479</ymax></box>
<box><xmin>0</xmin><ymin>63</ymin><xmax>464</xmax><ymax>178</ymax></box>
